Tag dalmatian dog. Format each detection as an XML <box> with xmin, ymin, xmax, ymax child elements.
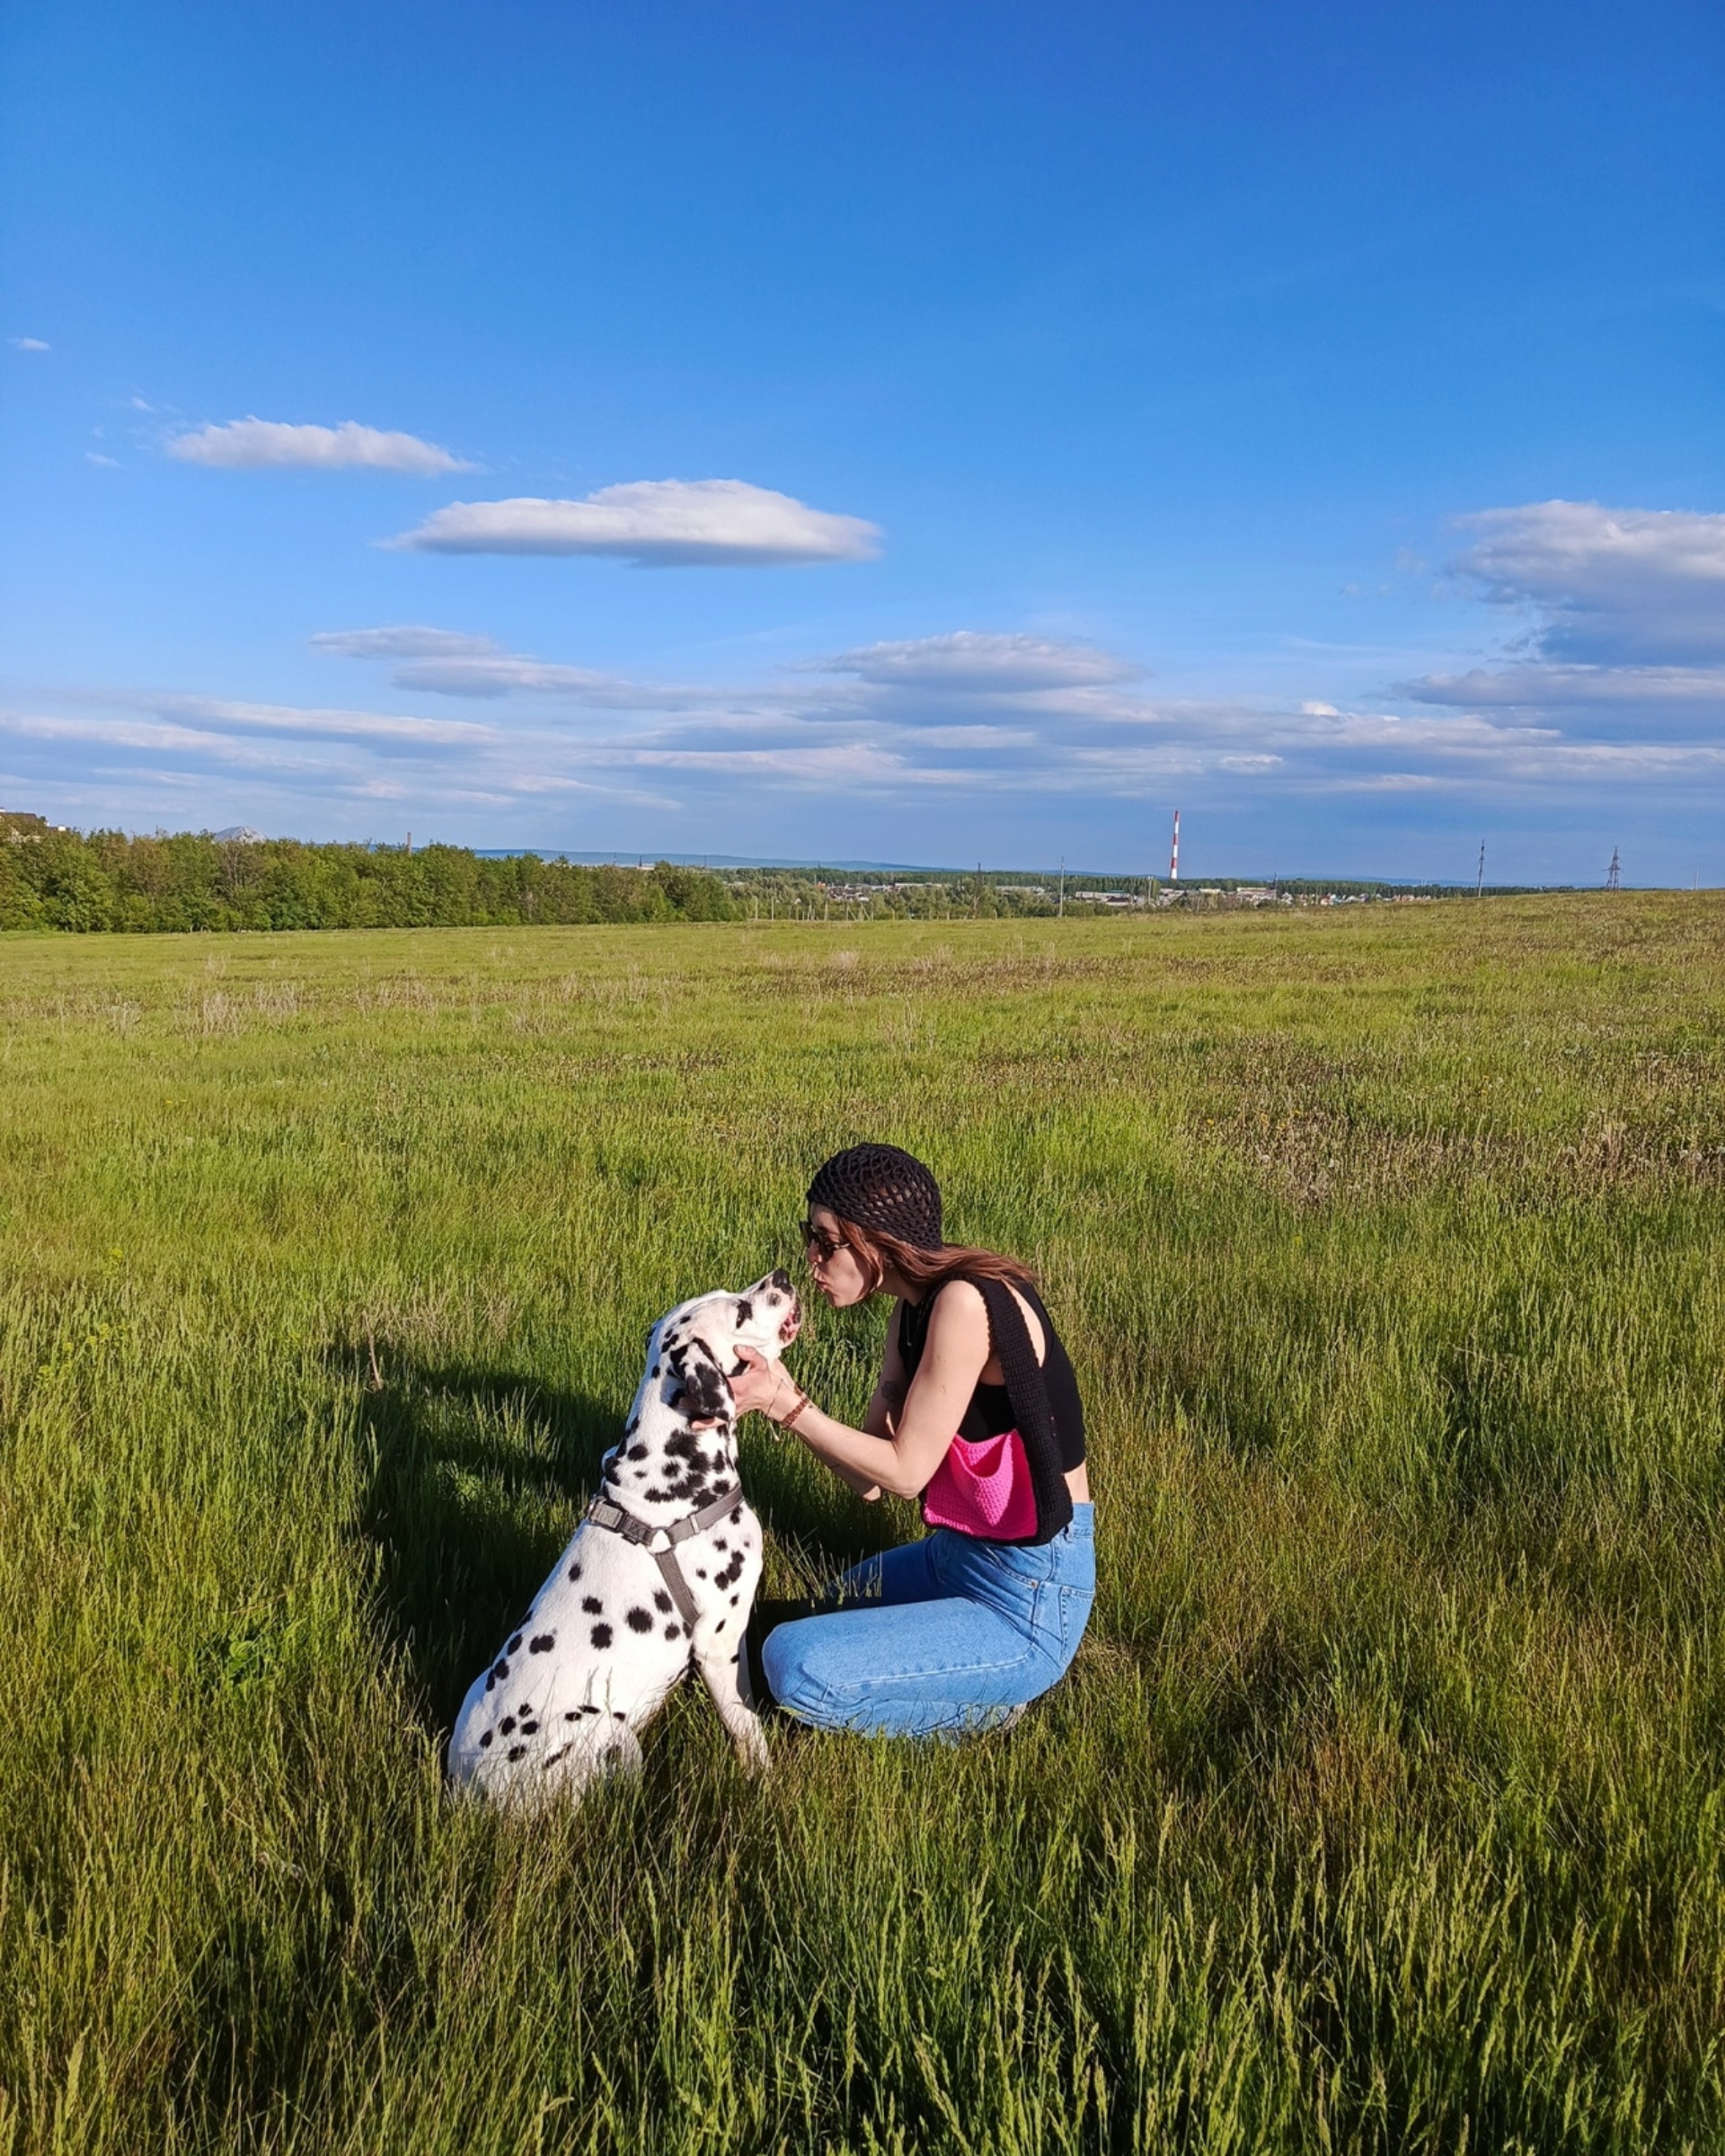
<box><xmin>447</xmin><ymin>1268</ymin><xmax>801</xmax><ymax>1810</ymax></box>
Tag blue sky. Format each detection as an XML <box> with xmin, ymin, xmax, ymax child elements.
<box><xmin>2</xmin><ymin>1</ymin><xmax>1721</xmax><ymax>880</ymax></box>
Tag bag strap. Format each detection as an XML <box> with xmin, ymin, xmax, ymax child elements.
<box><xmin>969</xmin><ymin>1277</ymin><xmax>1074</xmax><ymax>1545</ymax></box>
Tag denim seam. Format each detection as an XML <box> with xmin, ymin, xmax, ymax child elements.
<box><xmin>809</xmin><ymin>1647</ymin><xmax>1039</xmax><ymax>1702</ymax></box>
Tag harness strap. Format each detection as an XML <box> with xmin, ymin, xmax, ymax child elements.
<box><xmin>584</xmin><ymin>1485</ymin><xmax>741</xmax><ymax>1632</ymax></box>
<box><xmin>651</xmin><ymin>1549</ymin><xmax>703</xmax><ymax>1629</ymax></box>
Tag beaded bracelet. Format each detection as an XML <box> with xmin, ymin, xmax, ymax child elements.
<box><xmin>774</xmin><ymin>1378</ymin><xmax>812</xmax><ymax>1432</ymax></box>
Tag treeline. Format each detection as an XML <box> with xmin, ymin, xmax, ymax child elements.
<box><xmin>0</xmin><ymin>818</ymin><xmax>739</xmax><ymax>932</ymax></box>
<box><xmin>0</xmin><ymin>814</ymin><xmax>1510</xmax><ymax>935</ymax></box>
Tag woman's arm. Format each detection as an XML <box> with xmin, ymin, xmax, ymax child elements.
<box><xmin>809</xmin><ymin>1418</ymin><xmax>889</xmax><ymax>1501</ymax></box>
<box><xmin>834</xmin><ymin>1385</ymin><xmax>906</xmax><ymax>1501</ymax></box>
<box><xmin>866</xmin><ymin>1306</ymin><xmax>909</xmax><ymax>1437</ymax></box>
<box><xmin>739</xmin><ymin>1283</ymin><xmax>992</xmax><ymax>1502</ymax></box>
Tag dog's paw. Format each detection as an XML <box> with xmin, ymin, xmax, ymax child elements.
<box><xmin>731</xmin><ymin>1719</ymin><xmax>772</xmax><ymax>1775</ymax></box>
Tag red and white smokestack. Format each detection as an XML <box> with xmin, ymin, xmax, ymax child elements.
<box><xmin>1169</xmin><ymin>808</ymin><xmax>1181</xmax><ymax>882</ymax></box>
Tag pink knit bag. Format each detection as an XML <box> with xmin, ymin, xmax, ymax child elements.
<box><xmin>921</xmin><ymin>1427</ymin><xmax>1039</xmax><ymax>1542</ymax></box>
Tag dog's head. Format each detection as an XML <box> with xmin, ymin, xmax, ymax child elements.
<box><xmin>655</xmin><ymin>1268</ymin><xmax>801</xmax><ymax>1425</ymax></box>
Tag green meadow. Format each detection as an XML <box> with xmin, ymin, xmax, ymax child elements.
<box><xmin>2</xmin><ymin>897</ymin><xmax>1722</xmax><ymax>2154</ymax></box>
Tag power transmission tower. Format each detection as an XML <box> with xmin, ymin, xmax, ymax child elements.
<box><xmin>1475</xmin><ymin>842</ymin><xmax>1486</xmax><ymax>897</ymax></box>
<box><xmin>1606</xmin><ymin>846</ymin><xmax>1621</xmax><ymax>892</ymax></box>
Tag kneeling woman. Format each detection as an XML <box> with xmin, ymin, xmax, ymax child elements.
<box><xmin>730</xmin><ymin>1144</ymin><xmax>1093</xmax><ymax>1737</ymax></box>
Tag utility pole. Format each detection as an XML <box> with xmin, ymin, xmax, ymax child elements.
<box><xmin>1170</xmin><ymin>809</ymin><xmax>1181</xmax><ymax>883</ymax></box>
<box><xmin>1057</xmin><ymin>858</ymin><xmax>1066</xmax><ymax>917</ymax></box>
<box><xmin>1606</xmin><ymin>846</ymin><xmax>1621</xmax><ymax>892</ymax></box>
<box><xmin>1475</xmin><ymin>842</ymin><xmax>1485</xmax><ymax>897</ymax></box>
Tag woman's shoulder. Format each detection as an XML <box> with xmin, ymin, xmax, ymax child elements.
<box><xmin>926</xmin><ymin>1274</ymin><xmax>1047</xmax><ymax>1363</ymax></box>
<box><xmin>921</xmin><ymin>1276</ymin><xmax>989</xmax><ymax>1339</ymax></box>
<box><xmin>933</xmin><ymin>1270</ymin><xmax>1045</xmax><ymax>1318</ymax></box>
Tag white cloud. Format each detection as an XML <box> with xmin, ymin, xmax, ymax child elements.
<box><xmin>167</xmin><ymin>419</ymin><xmax>472</xmax><ymax>475</ymax></box>
<box><xmin>0</xmin><ymin>694</ymin><xmax>675</xmax><ymax>819</ymax></box>
<box><xmin>22</xmin><ymin>576</ymin><xmax>1724</xmax><ymax>845</ymax></box>
<box><xmin>1383</xmin><ymin>501</ymin><xmax>1725</xmax><ymax>769</ymax></box>
<box><xmin>1406</xmin><ymin>664</ymin><xmax>1725</xmax><ymax>712</ymax></box>
<box><xmin>1450</xmin><ymin>500</ymin><xmax>1725</xmax><ymax>665</ymax></box>
<box><xmin>85</xmin><ymin>452</ymin><xmax>119</xmax><ymax>469</ymax></box>
<box><xmin>310</xmin><ymin>626</ymin><xmax>500</xmax><ymax>660</ymax></box>
<box><xmin>1374</xmin><ymin>492</ymin><xmax>1725</xmax><ymax>782</ymax></box>
<box><xmin>831</xmin><ymin>632</ymin><xmax>1136</xmax><ymax>692</ymax></box>
<box><xmin>310</xmin><ymin>616</ymin><xmax>1664</xmax><ymax>803</ymax></box>
<box><xmin>621</xmin><ymin>741</ymin><xmax>908</xmax><ymax>786</ymax></box>
<box><xmin>146</xmin><ymin>695</ymin><xmax>492</xmax><ymax>747</ymax></box>
<box><xmin>390</xmin><ymin>657</ymin><xmax>678</xmax><ymax>704</ymax></box>
<box><xmin>315</xmin><ymin>623</ymin><xmax>712</xmax><ymax>708</ymax></box>
<box><xmin>9</xmin><ymin>336</ymin><xmax>49</xmax><ymax>353</ymax></box>
<box><xmin>389</xmin><ymin>479</ymin><xmax>880</xmax><ymax>565</ymax></box>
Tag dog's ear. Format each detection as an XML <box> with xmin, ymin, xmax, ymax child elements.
<box><xmin>668</xmin><ymin>1335</ymin><xmax>730</xmax><ymax>1423</ymax></box>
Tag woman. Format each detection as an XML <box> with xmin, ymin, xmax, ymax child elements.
<box><xmin>730</xmin><ymin>1143</ymin><xmax>1093</xmax><ymax>1737</ymax></box>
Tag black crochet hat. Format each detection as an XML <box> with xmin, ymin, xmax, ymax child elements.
<box><xmin>807</xmin><ymin>1144</ymin><xmax>943</xmax><ymax>1250</ymax></box>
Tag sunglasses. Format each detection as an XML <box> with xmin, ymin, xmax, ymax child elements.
<box><xmin>800</xmin><ymin>1218</ymin><xmax>847</xmax><ymax>1264</ymax></box>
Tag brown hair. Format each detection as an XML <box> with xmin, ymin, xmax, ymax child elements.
<box><xmin>833</xmin><ymin>1216</ymin><xmax>1036</xmax><ymax>1299</ymax></box>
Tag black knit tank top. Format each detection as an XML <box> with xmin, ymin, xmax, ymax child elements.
<box><xmin>898</xmin><ymin>1279</ymin><xmax>1086</xmax><ymax>1470</ymax></box>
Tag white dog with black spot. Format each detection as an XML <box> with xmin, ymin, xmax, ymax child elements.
<box><xmin>447</xmin><ymin>1268</ymin><xmax>801</xmax><ymax>1809</ymax></box>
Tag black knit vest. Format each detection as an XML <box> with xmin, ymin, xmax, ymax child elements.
<box><xmin>899</xmin><ymin>1275</ymin><xmax>1075</xmax><ymax>1546</ymax></box>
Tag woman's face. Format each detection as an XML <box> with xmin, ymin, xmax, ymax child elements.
<box><xmin>802</xmin><ymin>1204</ymin><xmax>873</xmax><ymax>1308</ymax></box>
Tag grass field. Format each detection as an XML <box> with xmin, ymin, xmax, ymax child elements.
<box><xmin>2</xmin><ymin>898</ymin><xmax>1723</xmax><ymax>2154</ymax></box>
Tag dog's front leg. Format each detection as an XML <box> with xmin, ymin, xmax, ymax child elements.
<box><xmin>697</xmin><ymin>1646</ymin><xmax>770</xmax><ymax>1773</ymax></box>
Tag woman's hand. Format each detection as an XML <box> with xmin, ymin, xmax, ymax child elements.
<box><xmin>730</xmin><ymin>1347</ymin><xmax>799</xmax><ymax>1423</ymax></box>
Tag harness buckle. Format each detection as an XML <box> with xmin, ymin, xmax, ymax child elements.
<box><xmin>584</xmin><ymin>1486</ymin><xmax>730</xmax><ymax>1633</ymax></box>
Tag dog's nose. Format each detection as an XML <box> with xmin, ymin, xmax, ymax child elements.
<box><xmin>770</xmin><ymin>1267</ymin><xmax>792</xmax><ymax>1293</ymax></box>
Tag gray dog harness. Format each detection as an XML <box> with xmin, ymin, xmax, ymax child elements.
<box><xmin>584</xmin><ymin>1485</ymin><xmax>740</xmax><ymax>1629</ymax></box>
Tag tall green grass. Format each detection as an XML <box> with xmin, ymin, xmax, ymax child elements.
<box><xmin>1</xmin><ymin>898</ymin><xmax>1721</xmax><ymax>2152</ymax></box>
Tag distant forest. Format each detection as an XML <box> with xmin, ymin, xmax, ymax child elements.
<box><xmin>1</xmin><ymin>812</ymin><xmax>1488</xmax><ymax>932</ymax></box>
<box><xmin>0</xmin><ymin>816</ymin><xmax>739</xmax><ymax>932</ymax></box>
<box><xmin>0</xmin><ymin>815</ymin><xmax>1088</xmax><ymax>931</ymax></box>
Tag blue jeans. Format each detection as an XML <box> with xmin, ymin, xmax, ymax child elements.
<box><xmin>760</xmin><ymin>1504</ymin><xmax>1095</xmax><ymax>1737</ymax></box>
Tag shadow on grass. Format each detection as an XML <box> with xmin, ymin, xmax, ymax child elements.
<box><xmin>349</xmin><ymin>1350</ymin><xmax>611</xmax><ymax>1727</ymax></box>
<box><xmin>349</xmin><ymin>1347</ymin><xmax>892</xmax><ymax>1735</ymax></box>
